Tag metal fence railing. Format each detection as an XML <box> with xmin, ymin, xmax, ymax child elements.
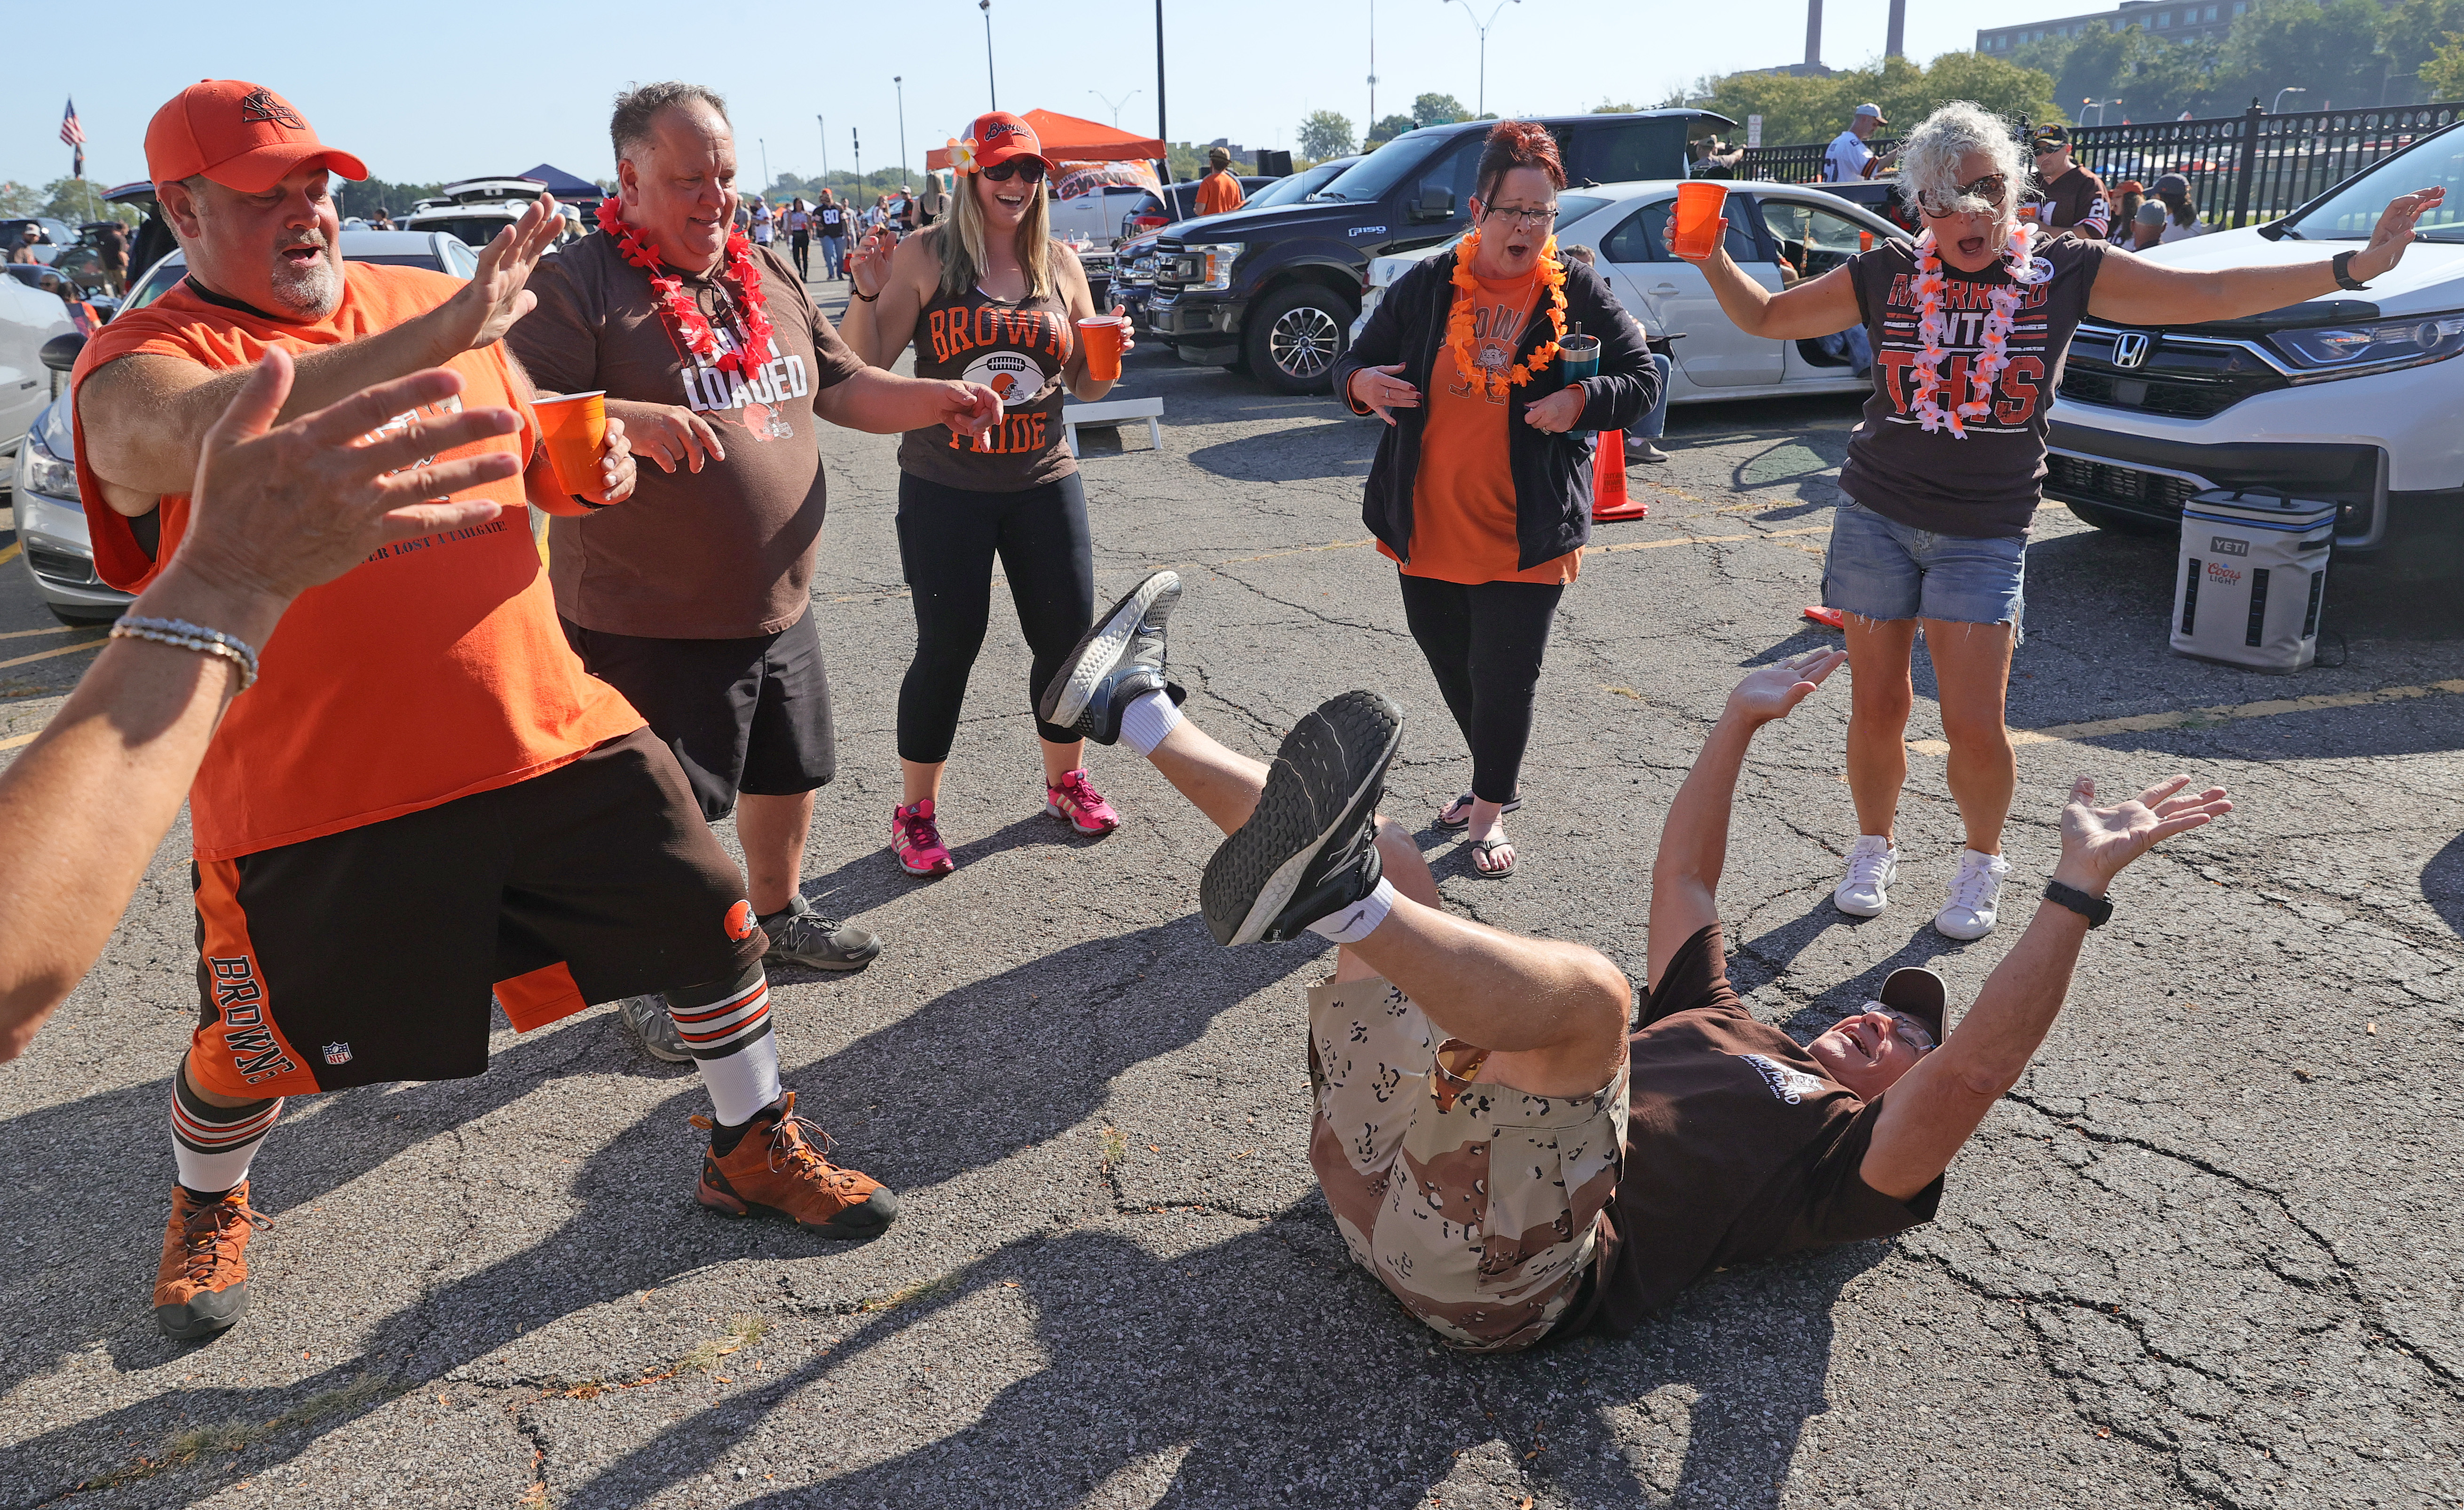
<box><xmin>1736</xmin><ymin>101</ymin><xmax>2462</xmax><ymax>228</ymax></box>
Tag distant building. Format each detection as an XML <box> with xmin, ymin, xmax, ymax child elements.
<box><xmin>1207</xmin><ymin>138</ymin><xmax>1251</xmax><ymax>162</ymax></box>
<box><xmin>1976</xmin><ymin>0</ymin><xmax>2244</xmax><ymax>55</ymax></box>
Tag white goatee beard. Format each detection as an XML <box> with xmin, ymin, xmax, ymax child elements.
<box><xmin>266</xmin><ymin>250</ymin><xmax>342</xmax><ymax>318</ymax></box>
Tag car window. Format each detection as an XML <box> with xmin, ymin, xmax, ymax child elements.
<box><xmin>351</xmin><ymin>254</ymin><xmax>451</xmax><ymax>272</ymax></box>
<box><xmin>123</xmin><ymin>258</ymin><xmax>187</xmax><ymax>311</ymax></box>
<box><xmin>2282</xmin><ymin>125</ymin><xmax>2464</xmax><ymax>240</ymax></box>
<box><xmin>1408</xmin><ymin>134</ymin><xmax>1484</xmax><ymax>219</ymax></box>
<box><xmin>1759</xmin><ymin>198</ymin><xmax>1874</xmax><ymax>279</ymax></box>
<box><xmin>1601</xmin><ymin>198</ymin><xmax>1762</xmax><ymax>265</ymax></box>
<box><xmin>1313</xmin><ymin>130</ymin><xmax>1451</xmax><ymax>202</ymax></box>
<box><xmin>1577</xmin><ymin>119</ymin><xmax>1689</xmax><ymax>185</ymax></box>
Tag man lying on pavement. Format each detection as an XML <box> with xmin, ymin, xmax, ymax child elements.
<box><xmin>1041</xmin><ymin>570</ymin><xmax>2233</xmax><ymax>1349</ymax></box>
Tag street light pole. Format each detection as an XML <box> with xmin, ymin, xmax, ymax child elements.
<box><xmin>1443</xmin><ymin>0</ymin><xmax>1522</xmax><ymax>118</ymax></box>
<box><xmin>894</xmin><ymin>76</ymin><xmax>908</xmax><ymax>185</ymax></box>
<box><xmin>980</xmin><ymin>0</ymin><xmax>997</xmax><ymax>111</ymax></box>
<box><xmin>760</xmin><ymin>137</ymin><xmax>770</xmax><ymax>199</ymax></box>
<box><xmin>817</xmin><ymin>115</ymin><xmax>828</xmax><ymax>183</ymax></box>
<box><xmin>853</xmin><ymin>127</ymin><xmax>862</xmax><ymax>196</ymax></box>
<box><xmin>2271</xmin><ymin>86</ymin><xmax>2307</xmax><ymax>114</ymax></box>
<box><xmin>1090</xmin><ymin>88</ymin><xmax>1140</xmax><ymax>127</ymax></box>
<box><xmin>1368</xmin><ymin>0</ymin><xmax>1377</xmax><ymax>137</ymax></box>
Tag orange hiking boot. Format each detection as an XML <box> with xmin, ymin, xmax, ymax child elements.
<box><xmin>153</xmin><ymin>1182</ymin><xmax>270</xmax><ymax>1340</ymax></box>
<box><xmin>692</xmin><ymin>1092</ymin><xmax>899</xmax><ymax>1239</ymax></box>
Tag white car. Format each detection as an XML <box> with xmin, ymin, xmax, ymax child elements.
<box><xmin>0</xmin><ymin>269</ymin><xmax>73</xmax><ymax>462</ymax></box>
<box><xmin>1349</xmin><ymin>179</ymin><xmax>1911</xmax><ymax>404</ymax></box>
<box><xmin>2045</xmin><ymin>124</ymin><xmax>2464</xmax><ymax>556</ymax></box>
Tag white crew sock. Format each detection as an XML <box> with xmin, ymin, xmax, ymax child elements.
<box><xmin>170</xmin><ymin>1064</ymin><xmax>282</xmax><ymax>1194</ymax></box>
<box><xmin>1119</xmin><ymin>688</ymin><xmax>1183</xmax><ymax>757</ymax></box>
<box><xmin>1306</xmin><ymin>877</ymin><xmax>1398</xmax><ymax>946</ymax></box>
<box><xmin>697</xmin><ymin>1028</ymin><xmax>784</xmax><ymax>1128</ymax></box>
<box><xmin>666</xmin><ymin>966</ymin><xmax>785</xmax><ymax>1126</ymax></box>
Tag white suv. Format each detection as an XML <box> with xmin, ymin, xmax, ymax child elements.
<box><xmin>2045</xmin><ymin>123</ymin><xmax>2464</xmax><ymax>557</ymax></box>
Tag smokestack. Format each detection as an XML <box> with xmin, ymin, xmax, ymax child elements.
<box><xmin>1886</xmin><ymin>0</ymin><xmax>1905</xmax><ymax>58</ymax></box>
<box><xmin>1805</xmin><ymin>0</ymin><xmax>1823</xmax><ymax>67</ymax></box>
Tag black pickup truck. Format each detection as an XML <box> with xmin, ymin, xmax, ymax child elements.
<box><xmin>1144</xmin><ymin>109</ymin><xmax>1731</xmax><ymax>393</ymax></box>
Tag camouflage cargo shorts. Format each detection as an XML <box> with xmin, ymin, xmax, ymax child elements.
<box><xmin>1306</xmin><ymin>972</ymin><xmax>1627</xmax><ymax>1352</ymax></box>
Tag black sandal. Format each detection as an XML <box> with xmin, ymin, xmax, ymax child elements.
<box><xmin>1435</xmin><ymin>791</ymin><xmax>1524</xmax><ymax>831</ymax></box>
<box><xmin>1468</xmin><ymin>836</ymin><xmax>1517</xmax><ymax>878</ymax></box>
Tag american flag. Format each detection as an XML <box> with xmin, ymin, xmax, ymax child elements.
<box><xmin>60</xmin><ymin>98</ymin><xmax>84</xmax><ymax>177</ymax></box>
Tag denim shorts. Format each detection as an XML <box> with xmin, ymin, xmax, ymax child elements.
<box><xmin>1822</xmin><ymin>498</ymin><xmax>2026</xmax><ymax>640</ymax></box>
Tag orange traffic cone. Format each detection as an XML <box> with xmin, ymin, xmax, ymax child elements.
<box><xmin>1592</xmin><ymin>429</ymin><xmax>1649</xmax><ymax>522</ymax></box>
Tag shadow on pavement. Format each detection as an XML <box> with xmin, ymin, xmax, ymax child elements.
<box><xmin>2423</xmin><ymin>832</ymin><xmax>2464</xmax><ymax>944</ymax></box>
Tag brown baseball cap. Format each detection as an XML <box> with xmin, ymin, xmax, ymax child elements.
<box><xmin>1877</xmin><ymin>966</ymin><xmax>1948</xmax><ymax>1046</ymax></box>
<box><xmin>145</xmin><ymin>81</ymin><xmax>368</xmax><ymax>193</ymax></box>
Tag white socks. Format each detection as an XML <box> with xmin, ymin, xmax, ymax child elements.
<box><xmin>170</xmin><ymin>1067</ymin><xmax>281</xmax><ymax>1195</ymax></box>
<box><xmin>698</xmin><ymin>1028</ymin><xmax>784</xmax><ymax>1128</ymax></box>
<box><xmin>1306</xmin><ymin>877</ymin><xmax>1398</xmax><ymax>946</ymax></box>
<box><xmin>1120</xmin><ymin>688</ymin><xmax>1183</xmax><ymax>757</ymax></box>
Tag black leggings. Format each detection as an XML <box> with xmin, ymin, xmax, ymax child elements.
<box><xmin>895</xmin><ymin>472</ymin><xmax>1096</xmax><ymax>764</ymax></box>
<box><xmin>790</xmin><ymin>230</ymin><xmax>811</xmax><ymax>278</ymax></box>
<box><xmin>1395</xmin><ymin>574</ymin><xmax>1565</xmax><ymax>805</ymax></box>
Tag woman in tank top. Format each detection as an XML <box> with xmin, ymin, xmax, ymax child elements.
<box><xmin>839</xmin><ymin>109</ymin><xmax>1137</xmax><ymax>878</ymax></box>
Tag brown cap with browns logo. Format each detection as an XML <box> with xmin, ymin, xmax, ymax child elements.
<box><xmin>145</xmin><ymin>81</ymin><xmax>369</xmax><ymax>193</ymax></box>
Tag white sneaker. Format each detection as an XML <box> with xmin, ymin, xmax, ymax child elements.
<box><xmin>1934</xmin><ymin>849</ymin><xmax>2012</xmax><ymax>940</ymax></box>
<box><xmin>1832</xmin><ymin>835</ymin><xmax>1900</xmax><ymax>917</ymax></box>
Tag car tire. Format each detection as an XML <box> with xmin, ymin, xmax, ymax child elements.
<box><xmin>2062</xmin><ymin>500</ymin><xmax>2174</xmax><ymax>537</ymax></box>
<box><xmin>1226</xmin><ymin>347</ymin><xmax>1253</xmax><ymax>377</ymax></box>
<box><xmin>1243</xmin><ymin>283</ymin><xmax>1354</xmax><ymax>395</ymax></box>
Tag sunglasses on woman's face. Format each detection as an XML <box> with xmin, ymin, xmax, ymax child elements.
<box><xmin>1917</xmin><ymin>173</ymin><xmax>2010</xmax><ymax>218</ymax></box>
<box><xmin>980</xmin><ymin>158</ymin><xmax>1046</xmax><ymax>183</ymax></box>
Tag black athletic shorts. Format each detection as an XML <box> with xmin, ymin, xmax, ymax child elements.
<box><xmin>187</xmin><ymin>728</ymin><xmax>765</xmax><ymax>1098</ymax></box>
<box><xmin>561</xmin><ymin>607</ymin><xmax>836</xmax><ymax>824</ymax></box>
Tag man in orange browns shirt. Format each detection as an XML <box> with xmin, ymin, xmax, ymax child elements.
<box><xmin>1194</xmin><ymin>146</ymin><xmax>1245</xmax><ymax>215</ymax></box>
<box><xmin>72</xmin><ymin>80</ymin><xmax>899</xmax><ymax>1344</ymax></box>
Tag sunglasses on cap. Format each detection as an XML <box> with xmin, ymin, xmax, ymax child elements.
<box><xmin>980</xmin><ymin>158</ymin><xmax>1046</xmax><ymax>183</ymax></box>
<box><xmin>1916</xmin><ymin>172</ymin><xmax>2011</xmax><ymax>218</ymax></box>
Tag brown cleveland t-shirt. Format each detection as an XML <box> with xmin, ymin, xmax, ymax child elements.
<box><xmin>1838</xmin><ymin>233</ymin><xmax>2110</xmax><ymax>539</ymax></box>
<box><xmin>2040</xmin><ymin>164</ymin><xmax>2109</xmax><ymax>234</ymax></box>
<box><xmin>508</xmin><ymin>232</ymin><xmax>867</xmax><ymax>639</ymax></box>
<box><xmin>1588</xmin><ymin>925</ymin><xmax>1941</xmax><ymax>1333</ymax></box>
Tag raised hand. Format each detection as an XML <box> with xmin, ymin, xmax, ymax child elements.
<box><xmin>1348</xmin><ymin>362</ymin><xmax>1421</xmax><ymax>425</ymax></box>
<box><xmin>441</xmin><ymin>192</ymin><xmax>567</xmax><ymax>352</ymax></box>
<box><xmin>2053</xmin><ymin>775</ymin><xmax>2234</xmax><ymax>892</ymax></box>
<box><xmin>1724</xmin><ymin>647</ymin><xmax>1848</xmax><ymax>725</ymax></box>
<box><xmin>181</xmin><ymin>349</ymin><xmax>519</xmax><ymax>606</ymax></box>
<box><xmin>2351</xmin><ymin>187</ymin><xmax>2445</xmax><ymax>280</ymax></box>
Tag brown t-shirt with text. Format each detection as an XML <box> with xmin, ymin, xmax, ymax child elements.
<box><xmin>1590</xmin><ymin>925</ymin><xmax>1941</xmax><ymax>1333</ymax></box>
<box><xmin>508</xmin><ymin>232</ymin><xmax>867</xmax><ymax>639</ymax></box>
<box><xmin>1839</xmin><ymin>234</ymin><xmax>2110</xmax><ymax>539</ymax></box>
<box><xmin>2040</xmin><ymin>164</ymin><xmax>2110</xmax><ymax>235</ymax></box>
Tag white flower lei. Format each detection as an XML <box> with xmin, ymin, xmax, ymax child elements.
<box><xmin>1909</xmin><ymin>222</ymin><xmax>2053</xmax><ymax>438</ymax></box>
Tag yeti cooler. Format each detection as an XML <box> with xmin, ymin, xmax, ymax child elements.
<box><xmin>2170</xmin><ymin>489</ymin><xmax>2335</xmax><ymax>672</ymax></box>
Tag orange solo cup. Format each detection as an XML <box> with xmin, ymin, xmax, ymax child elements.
<box><xmin>1077</xmin><ymin>316</ymin><xmax>1124</xmax><ymax>382</ymax></box>
<box><xmin>1673</xmin><ymin>181</ymin><xmax>1729</xmax><ymax>260</ymax></box>
<box><xmin>533</xmin><ymin>390</ymin><xmax>608</xmax><ymax>506</ymax></box>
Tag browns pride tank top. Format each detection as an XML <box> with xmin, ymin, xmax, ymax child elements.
<box><xmin>898</xmin><ymin>267</ymin><xmax>1077</xmax><ymax>491</ymax></box>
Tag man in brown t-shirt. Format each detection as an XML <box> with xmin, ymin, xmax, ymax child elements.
<box><xmin>2031</xmin><ymin>126</ymin><xmax>2109</xmax><ymax>240</ymax></box>
<box><xmin>508</xmin><ymin>81</ymin><xmax>999</xmax><ymax>1059</ymax></box>
<box><xmin>1040</xmin><ymin>574</ymin><xmax>2235</xmax><ymax>1344</ymax></box>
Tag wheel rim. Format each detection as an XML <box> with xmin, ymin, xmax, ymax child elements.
<box><xmin>1269</xmin><ymin>303</ymin><xmax>1341</xmax><ymax>379</ymax></box>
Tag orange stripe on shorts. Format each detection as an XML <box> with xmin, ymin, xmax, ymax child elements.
<box><xmin>494</xmin><ymin>960</ymin><xmax>592</xmax><ymax>1034</ymax></box>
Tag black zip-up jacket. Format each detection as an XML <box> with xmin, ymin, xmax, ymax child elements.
<box><xmin>1333</xmin><ymin>249</ymin><xmax>1657</xmax><ymax>572</ymax></box>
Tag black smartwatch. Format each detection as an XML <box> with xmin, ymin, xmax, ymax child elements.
<box><xmin>2043</xmin><ymin>880</ymin><xmax>2113</xmax><ymax>928</ymax></box>
<box><xmin>2331</xmin><ymin>249</ymin><xmax>2371</xmax><ymax>291</ymax></box>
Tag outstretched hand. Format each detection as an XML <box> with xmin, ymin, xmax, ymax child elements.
<box><xmin>2053</xmin><ymin>775</ymin><xmax>2234</xmax><ymax>893</ymax></box>
<box><xmin>2350</xmin><ymin>187</ymin><xmax>2444</xmax><ymax>280</ymax></box>
<box><xmin>439</xmin><ymin>193</ymin><xmax>566</xmax><ymax>353</ymax></box>
<box><xmin>1724</xmin><ymin>648</ymin><xmax>1848</xmax><ymax>725</ymax></box>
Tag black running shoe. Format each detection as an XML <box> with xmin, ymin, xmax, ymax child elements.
<box><xmin>1200</xmin><ymin>691</ymin><xmax>1403</xmax><ymax>946</ymax></box>
<box><xmin>1039</xmin><ymin>569</ymin><xmax>1184</xmax><ymax>745</ymax></box>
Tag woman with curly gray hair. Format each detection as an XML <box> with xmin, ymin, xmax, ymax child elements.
<box><xmin>1675</xmin><ymin>100</ymin><xmax>2440</xmax><ymax>940</ymax></box>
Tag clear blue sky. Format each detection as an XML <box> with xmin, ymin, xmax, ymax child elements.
<box><xmin>8</xmin><ymin>0</ymin><xmax>1996</xmax><ymax>190</ymax></box>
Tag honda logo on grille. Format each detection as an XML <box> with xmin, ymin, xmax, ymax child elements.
<box><xmin>2113</xmin><ymin>331</ymin><xmax>2152</xmax><ymax>369</ymax></box>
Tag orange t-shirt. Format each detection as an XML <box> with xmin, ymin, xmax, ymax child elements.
<box><xmin>1195</xmin><ymin>171</ymin><xmax>1246</xmax><ymax>215</ymax></box>
<box><xmin>69</xmin><ymin>263</ymin><xmax>643</xmax><ymax>860</ymax></box>
<box><xmin>1384</xmin><ymin>268</ymin><xmax>1581</xmax><ymax>586</ymax></box>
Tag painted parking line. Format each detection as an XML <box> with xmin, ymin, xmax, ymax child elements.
<box><xmin>1908</xmin><ymin>677</ymin><xmax>2464</xmax><ymax>756</ymax></box>
<box><xmin>0</xmin><ymin>542</ymin><xmax>18</xmax><ymax>569</ymax></box>
<box><xmin>0</xmin><ymin>636</ymin><xmax>104</xmax><ymax>672</ymax></box>
<box><xmin>0</xmin><ymin>730</ymin><xmax>33</xmax><ymax>753</ymax></box>
<box><xmin>1598</xmin><ymin>525</ymin><xmax>1830</xmax><ymax>554</ymax></box>
<box><xmin>0</xmin><ymin>621</ymin><xmax>88</xmax><ymax>641</ymax></box>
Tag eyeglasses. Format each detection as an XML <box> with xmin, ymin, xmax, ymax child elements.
<box><xmin>1916</xmin><ymin>173</ymin><xmax>2010</xmax><ymax>218</ymax></box>
<box><xmin>1480</xmin><ymin>202</ymin><xmax>1559</xmax><ymax>230</ymax></box>
<box><xmin>980</xmin><ymin>158</ymin><xmax>1047</xmax><ymax>183</ymax></box>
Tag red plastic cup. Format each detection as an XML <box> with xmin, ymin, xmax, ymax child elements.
<box><xmin>1077</xmin><ymin>316</ymin><xmax>1125</xmax><ymax>382</ymax></box>
<box><xmin>1673</xmin><ymin>181</ymin><xmax>1729</xmax><ymax>260</ymax></box>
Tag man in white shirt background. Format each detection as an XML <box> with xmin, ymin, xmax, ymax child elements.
<box><xmin>1823</xmin><ymin>103</ymin><xmax>1897</xmax><ymax>183</ymax></box>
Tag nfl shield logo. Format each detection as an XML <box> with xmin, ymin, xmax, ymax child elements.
<box><xmin>323</xmin><ymin>1042</ymin><xmax>353</xmax><ymax>1066</ymax></box>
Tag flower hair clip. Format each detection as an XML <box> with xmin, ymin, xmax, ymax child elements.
<box><xmin>947</xmin><ymin>136</ymin><xmax>981</xmax><ymax>175</ymax></box>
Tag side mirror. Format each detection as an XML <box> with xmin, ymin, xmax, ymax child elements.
<box><xmin>40</xmin><ymin>332</ymin><xmax>86</xmax><ymax>373</ymax></box>
<box><xmin>1414</xmin><ymin>185</ymin><xmax>1457</xmax><ymax>221</ymax></box>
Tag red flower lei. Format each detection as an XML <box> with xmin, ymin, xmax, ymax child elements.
<box><xmin>595</xmin><ymin>198</ymin><xmax>774</xmax><ymax>375</ymax></box>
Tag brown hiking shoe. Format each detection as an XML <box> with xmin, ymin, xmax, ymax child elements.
<box><xmin>692</xmin><ymin>1092</ymin><xmax>899</xmax><ymax>1239</ymax></box>
<box><xmin>153</xmin><ymin>1182</ymin><xmax>270</xmax><ymax>1340</ymax></box>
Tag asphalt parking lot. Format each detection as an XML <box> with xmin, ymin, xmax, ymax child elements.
<box><xmin>4</xmin><ymin>288</ymin><xmax>2464</xmax><ymax>1510</ymax></box>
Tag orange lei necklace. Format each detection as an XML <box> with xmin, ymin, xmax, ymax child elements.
<box><xmin>1446</xmin><ymin>229</ymin><xmax>1568</xmax><ymax>398</ymax></box>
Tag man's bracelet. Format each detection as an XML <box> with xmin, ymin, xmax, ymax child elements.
<box><xmin>108</xmin><ymin>615</ymin><xmax>261</xmax><ymax>692</ymax></box>
<box><xmin>2042</xmin><ymin>879</ymin><xmax>2113</xmax><ymax>928</ymax></box>
<box><xmin>851</xmin><ymin>287</ymin><xmax>879</xmax><ymax>303</ymax></box>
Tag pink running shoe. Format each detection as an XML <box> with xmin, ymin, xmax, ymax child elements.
<box><xmin>891</xmin><ymin>800</ymin><xmax>955</xmax><ymax>877</ymax></box>
<box><xmin>1044</xmin><ymin>768</ymin><xmax>1121</xmax><ymax>836</ymax></box>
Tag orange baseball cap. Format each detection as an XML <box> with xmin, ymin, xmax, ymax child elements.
<box><xmin>145</xmin><ymin>81</ymin><xmax>368</xmax><ymax>192</ymax></box>
<box><xmin>966</xmin><ymin>111</ymin><xmax>1050</xmax><ymax>171</ymax></box>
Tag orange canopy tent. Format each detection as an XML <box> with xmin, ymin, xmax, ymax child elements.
<box><xmin>926</xmin><ymin>109</ymin><xmax>1165</xmax><ymax>170</ymax></box>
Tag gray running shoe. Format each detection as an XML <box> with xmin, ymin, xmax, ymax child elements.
<box><xmin>1200</xmin><ymin>691</ymin><xmax>1403</xmax><ymax>946</ymax></box>
<box><xmin>1039</xmin><ymin>569</ymin><xmax>1183</xmax><ymax>743</ymax></box>
<box><xmin>615</xmin><ymin>994</ymin><xmax>692</xmax><ymax>1063</ymax></box>
<box><xmin>759</xmin><ymin>893</ymin><xmax>882</xmax><ymax>972</ymax></box>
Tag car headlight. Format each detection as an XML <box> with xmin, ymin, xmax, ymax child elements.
<box><xmin>2267</xmin><ymin>311</ymin><xmax>2464</xmax><ymax>375</ymax></box>
<box><xmin>1188</xmin><ymin>242</ymin><xmax>1243</xmax><ymax>291</ymax></box>
<box><xmin>19</xmin><ymin>425</ymin><xmax>77</xmax><ymax>501</ymax></box>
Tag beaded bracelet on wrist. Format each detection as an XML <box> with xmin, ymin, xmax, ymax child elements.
<box><xmin>108</xmin><ymin>615</ymin><xmax>261</xmax><ymax>692</ymax></box>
